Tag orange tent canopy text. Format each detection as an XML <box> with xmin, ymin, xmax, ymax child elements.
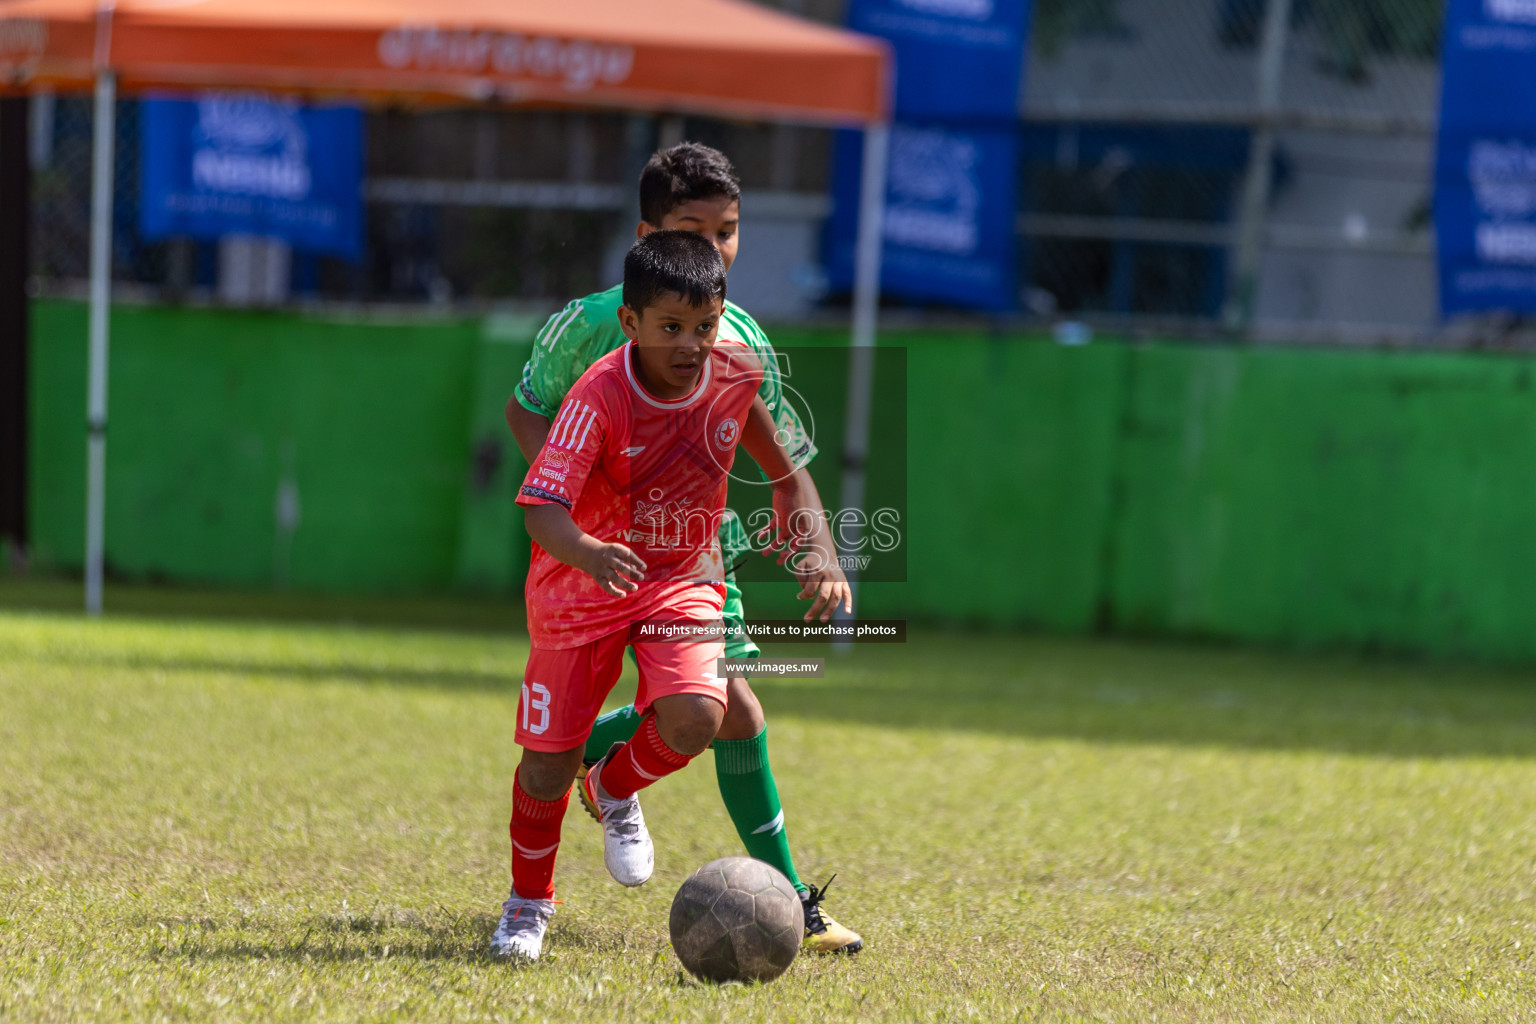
<box><xmin>0</xmin><ymin>0</ymin><xmax>889</xmax><ymax>123</ymax></box>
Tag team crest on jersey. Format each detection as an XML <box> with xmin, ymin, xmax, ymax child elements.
<box><xmin>714</xmin><ymin>418</ymin><xmax>740</xmax><ymax>452</ymax></box>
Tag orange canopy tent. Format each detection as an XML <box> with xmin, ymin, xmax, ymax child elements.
<box><xmin>0</xmin><ymin>0</ymin><xmax>887</xmax><ymax>123</ymax></box>
<box><xmin>0</xmin><ymin>0</ymin><xmax>892</xmax><ymax>613</ymax></box>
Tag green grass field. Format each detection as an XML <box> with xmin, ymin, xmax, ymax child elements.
<box><xmin>4</xmin><ymin>582</ymin><xmax>1536</xmax><ymax>1022</ymax></box>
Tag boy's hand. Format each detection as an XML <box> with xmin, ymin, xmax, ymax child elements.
<box><xmin>756</xmin><ymin>518</ymin><xmax>852</xmax><ymax>620</ymax></box>
<box><xmin>525</xmin><ymin>504</ymin><xmax>645</xmax><ymax>596</ymax></box>
<box><xmin>753</xmin><ymin>474</ymin><xmax>854</xmax><ymax>621</ymax></box>
<box><xmin>581</xmin><ymin>542</ymin><xmax>647</xmax><ymax>597</ymax></box>
<box><xmin>799</xmin><ymin>574</ymin><xmax>852</xmax><ymax>623</ymax></box>
<box><xmin>794</xmin><ymin>553</ymin><xmax>852</xmax><ymax>623</ymax></box>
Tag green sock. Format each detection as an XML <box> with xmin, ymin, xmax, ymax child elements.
<box><xmin>583</xmin><ymin>704</ymin><xmax>643</xmax><ymax>762</ymax></box>
<box><xmin>713</xmin><ymin>728</ymin><xmax>807</xmax><ymax>894</ymax></box>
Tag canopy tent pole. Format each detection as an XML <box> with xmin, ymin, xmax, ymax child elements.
<box><xmin>834</xmin><ymin>120</ymin><xmax>889</xmax><ymax>636</ymax></box>
<box><xmin>84</xmin><ymin>69</ymin><xmax>115</xmax><ymax>616</ymax></box>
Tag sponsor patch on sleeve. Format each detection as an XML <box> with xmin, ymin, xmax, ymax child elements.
<box><xmin>519</xmin><ymin>484</ymin><xmax>572</xmax><ymax>510</ymax></box>
<box><xmin>518</xmin><ymin>379</ymin><xmax>551</xmax><ymax>414</ymax></box>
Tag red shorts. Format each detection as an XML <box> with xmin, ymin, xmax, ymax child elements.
<box><xmin>515</xmin><ymin>586</ymin><xmax>727</xmax><ymax>752</ymax></box>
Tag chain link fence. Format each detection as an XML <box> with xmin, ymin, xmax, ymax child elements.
<box><xmin>27</xmin><ymin>96</ymin><xmax>836</xmax><ymax>314</ymax></box>
<box><xmin>25</xmin><ymin>0</ymin><xmax>1453</xmax><ymax>343</ymax></box>
<box><xmin>1024</xmin><ymin>0</ymin><xmax>1441</xmax><ymax>340</ymax></box>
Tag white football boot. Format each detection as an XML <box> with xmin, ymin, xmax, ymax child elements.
<box><xmin>581</xmin><ymin>742</ymin><xmax>654</xmax><ymax>887</ymax></box>
<box><xmin>490</xmin><ymin>892</ymin><xmax>556</xmax><ymax>960</ymax></box>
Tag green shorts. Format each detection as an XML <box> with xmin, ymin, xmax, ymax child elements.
<box><xmin>722</xmin><ymin>575</ymin><xmax>760</xmax><ymax>663</ymax></box>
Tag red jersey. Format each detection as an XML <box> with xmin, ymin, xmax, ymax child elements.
<box><xmin>517</xmin><ymin>339</ymin><xmax>764</xmax><ymax>649</ymax></box>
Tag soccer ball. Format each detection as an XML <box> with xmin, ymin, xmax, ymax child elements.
<box><xmin>669</xmin><ymin>856</ymin><xmax>802</xmax><ymax>983</ymax></box>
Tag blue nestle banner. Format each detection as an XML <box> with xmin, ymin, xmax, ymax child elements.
<box><xmin>827</xmin><ymin>121</ymin><xmax>1019</xmax><ymax>310</ymax></box>
<box><xmin>141</xmin><ymin>93</ymin><xmax>363</xmax><ymax>260</ymax></box>
<box><xmin>1435</xmin><ymin>0</ymin><xmax>1536</xmax><ymax>316</ymax></box>
<box><xmin>847</xmin><ymin>0</ymin><xmax>1030</xmax><ymax>120</ymax></box>
<box><xmin>833</xmin><ymin>0</ymin><xmax>1028</xmax><ymax>310</ymax></box>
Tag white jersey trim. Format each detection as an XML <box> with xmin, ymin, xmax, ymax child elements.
<box><xmin>550</xmin><ymin>400</ymin><xmax>597</xmax><ymax>450</ymax></box>
<box><xmin>622</xmin><ymin>341</ymin><xmax>714</xmax><ymax>411</ymax></box>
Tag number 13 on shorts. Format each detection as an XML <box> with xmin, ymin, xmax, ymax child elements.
<box><xmin>521</xmin><ymin>682</ymin><xmax>551</xmax><ymax>736</ymax></box>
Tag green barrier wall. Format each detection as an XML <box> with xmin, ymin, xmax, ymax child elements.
<box><xmin>807</xmin><ymin>334</ymin><xmax>1124</xmax><ymax>631</ymax></box>
<box><xmin>1107</xmin><ymin>344</ymin><xmax>1536</xmax><ymax>661</ymax></box>
<box><xmin>30</xmin><ymin>301</ymin><xmax>1536</xmax><ymax>661</ymax></box>
<box><xmin>30</xmin><ymin>301</ymin><xmax>488</xmax><ymax>592</ymax></box>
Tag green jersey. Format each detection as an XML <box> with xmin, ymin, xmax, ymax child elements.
<box><xmin>516</xmin><ymin>284</ymin><xmax>817</xmax><ymax>570</ymax></box>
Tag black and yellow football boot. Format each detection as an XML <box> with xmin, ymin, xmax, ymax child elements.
<box><xmin>801</xmin><ymin>875</ymin><xmax>863</xmax><ymax>955</ymax></box>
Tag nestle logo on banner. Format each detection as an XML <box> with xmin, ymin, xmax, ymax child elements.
<box><xmin>894</xmin><ymin>0</ymin><xmax>993</xmax><ymax>20</ymax></box>
<box><xmin>883</xmin><ymin>126</ymin><xmax>980</xmax><ymax>255</ymax></box>
<box><xmin>377</xmin><ymin>27</ymin><xmax>634</xmax><ymax>92</ymax></box>
<box><xmin>0</xmin><ymin>18</ymin><xmax>47</xmax><ymax>57</ymax></box>
<box><xmin>1469</xmin><ymin>140</ymin><xmax>1536</xmax><ymax>217</ymax></box>
<box><xmin>192</xmin><ymin>96</ymin><xmax>311</xmax><ymax>200</ymax></box>
<box><xmin>1487</xmin><ymin>0</ymin><xmax>1536</xmax><ymax>24</ymax></box>
<box><xmin>1476</xmin><ymin>223</ymin><xmax>1536</xmax><ymax>264</ymax></box>
<box><xmin>1467</xmin><ymin>141</ymin><xmax>1536</xmax><ymax>264</ymax></box>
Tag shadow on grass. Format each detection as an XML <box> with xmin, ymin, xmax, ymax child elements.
<box><xmin>750</xmin><ymin>633</ymin><xmax>1536</xmax><ymax>761</ymax></box>
<box><xmin>34</xmin><ymin>631</ymin><xmax>1536</xmax><ymax>760</ymax></box>
<box><xmin>13</xmin><ymin>648</ymin><xmax>517</xmax><ymax>693</ymax></box>
<box><xmin>0</xmin><ymin>574</ymin><xmax>525</xmax><ymax>634</ymax></box>
<box><xmin>168</xmin><ymin>939</ymin><xmax>498</xmax><ymax>965</ymax></box>
<box><xmin>8</xmin><ymin>572</ymin><xmax>1536</xmax><ymax>760</ymax></box>
<box><xmin>156</xmin><ymin>912</ymin><xmax>635</xmax><ymax>966</ymax></box>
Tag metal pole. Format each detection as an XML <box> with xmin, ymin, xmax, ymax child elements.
<box><xmin>835</xmin><ymin>121</ymin><xmax>889</xmax><ymax>638</ymax></box>
<box><xmin>1223</xmin><ymin>0</ymin><xmax>1293</xmax><ymax>331</ymax></box>
<box><xmin>84</xmin><ymin>71</ymin><xmax>115</xmax><ymax>616</ymax></box>
<box><xmin>0</xmin><ymin>98</ymin><xmax>30</xmax><ymax>558</ymax></box>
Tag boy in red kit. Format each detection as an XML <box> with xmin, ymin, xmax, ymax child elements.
<box><xmin>491</xmin><ymin>230</ymin><xmax>842</xmax><ymax>960</ymax></box>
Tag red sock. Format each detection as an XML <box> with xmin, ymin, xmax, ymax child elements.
<box><xmin>598</xmin><ymin>713</ymin><xmax>695</xmax><ymax>800</ymax></box>
<box><xmin>510</xmin><ymin>769</ymin><xmax>569</xmax><ymax>901</ymax></box>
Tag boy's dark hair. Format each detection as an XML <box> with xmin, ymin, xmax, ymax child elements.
<box><xmin>638</xmin><ymin>142</ymin><xmax>742</xmax><ymax>226</ymax></box>
<box><xmin>622</xmin><ymin>230</ymin><xmax>728</xmax><ymax>313</ymax></box>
